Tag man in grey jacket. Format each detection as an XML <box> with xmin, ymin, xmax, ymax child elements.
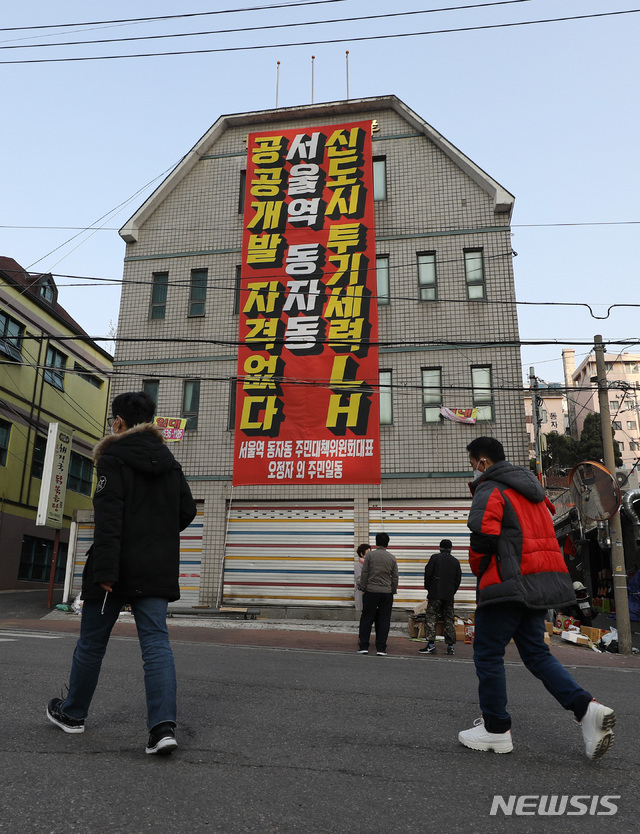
<box><xmin>357</xmin><ymin>532</ymin><xmax>398</xmax><ymax>655</ymax></box>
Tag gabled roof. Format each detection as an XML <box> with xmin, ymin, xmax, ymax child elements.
<box><xmin>0</xmin><ymin>255</ymin><xmax>116</xmax><ymax>364</ymax></box>
<box><xmin>119</xmin><ymin>94</ymin><xmax>514</xmax><ymax>243</ymax></box>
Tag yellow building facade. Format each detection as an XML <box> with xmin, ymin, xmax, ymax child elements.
<box><xmin>0</xmin><ymin>257</ymin><xmax>112</xmax><ymax>590</ymax></box>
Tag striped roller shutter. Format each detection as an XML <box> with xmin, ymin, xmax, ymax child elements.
<box><xmin>223</xmin><ymin>501</ymin><xmax>355</xmax><ymax>607</ymax></box>
<box><xmin>67</xmin><ymin>503</ymin><xmax>204</xmax><ymax>608</ymax></box>
<box><xmin>173</xmin><ymin>502</ymin><xmax>204</xmax><ymax>608</ymax></box>
<box><xmin>369</xmin><ymin>500</ymin><xmax>473</xmax><ymax>609</ymax></box>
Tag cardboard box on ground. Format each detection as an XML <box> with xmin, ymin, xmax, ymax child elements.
<box><xmin>408</xmin><ymin>614</ymin><xmax>473</xmax><ymax>641</ymax></box>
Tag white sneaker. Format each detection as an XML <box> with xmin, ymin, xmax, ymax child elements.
<box><xmin>458</xmin><ymin>718</ymin><xmax>513</xmax><ymax>753</ymax></box>
<box><xmin>580</xmin><ymin>700</ymin><xmax>615</xmax><ymax>760</ymax></box>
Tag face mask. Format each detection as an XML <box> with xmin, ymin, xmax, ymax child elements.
<box><xmin>472</xmin><ymin>467</ymin><xmax>483</xmax><ymax>481</ymax></box>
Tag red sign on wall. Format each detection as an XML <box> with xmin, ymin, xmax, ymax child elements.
<box><xmin>233</xmin><ymin>121</ymin><xmax>380</xmax><ymax>486</ymax></box>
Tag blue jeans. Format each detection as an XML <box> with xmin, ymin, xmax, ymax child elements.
<box><xmin>62</xmin><ymin>595</ymin><xmax>176</xmax><ymax>730</ymax></box>
<box><xmin>359</xmin><ymin>592</ymin><xmax>394</xmax><ymax>652</ymax></box>
<box><xmin>473</xmin><ymin>603</ymin><xmax>592</xmax><ymax>733</ymax></box>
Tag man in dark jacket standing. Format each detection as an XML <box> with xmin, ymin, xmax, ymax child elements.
<box><xmin>419</xmin><ymin>539</ymin><xmax>461</xmax><ymax>656</ymax></box>
<box><xmin>47</xmin><ymin>392</ymin><xmax>197</xmax><ymax>755</ymax></box>
<box><xmin>458</xmin><ymin>437</ymin><xmax>615</xmax><ymax>760</ymax></box>
<box><xmin>357</xmin><ymin>532</ymin><xmax>398</xmax><ymax>656</ymax></box>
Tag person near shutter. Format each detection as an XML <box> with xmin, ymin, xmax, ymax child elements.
<box><xmin>458</xmin><ymin>436</ymin><xmax>615</xmax><ymax>760</ymax></box>
<box><xmin>46</xmin><ymin>391</ymin><xmax>197</xmax><ymax>755</ymax></box>
<box><xmin>419</xmin><ymin>539</ymin><xmax>461</xmax><ymax>656</ymax></box>
<box><xmin>357</xmin><ymin>532</ymin><xmax>398</xmax><ymax>656</ymax></box>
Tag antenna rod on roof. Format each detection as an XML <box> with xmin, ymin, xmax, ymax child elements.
<box><xmin>275</xmin><ymin>60</ymin><xmax>280</xmax><ymax>108</ymax></box>
<box><xmin>311</xmin><ymin>55</ymin><xmax>315</xmax><ymax>104</ymax></box>
<box><xmin>345</xmin><ymin>50</ymin><xmax>350</xmax><ymax>100</ymax></box>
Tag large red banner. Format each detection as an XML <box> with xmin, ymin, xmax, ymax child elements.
<box><xmin>233</xmin><ymin>121</ymin><xmax>380</xmax><ymax>486</ymax></box>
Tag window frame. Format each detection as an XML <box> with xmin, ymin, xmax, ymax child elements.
<box><xmin>142</xmin><ymin>379</ymin><xmax>159</xmax><ymax>405</ymax></box>
<box><xmin>43</xmin><ymin>345</ymin><xmax>67</xmax><ymax>390</ymax></box>
<box><xmin>149</xmin><ymin>271</ymin><xmax>169</xmax><ymax>320</ymax></box>
<box><xmin>471</xmin><ymin>365</ymin><xmax>494</xmax><ymax>421</ymax></box>
<box><xmin>372</xmin><ymin>156</ymin><xmax>387</xmax><ymax>201</ymax></box>
<box><xmin>182</xmin><ymin>379</ymin><xmax>201</xmax><ymax>431</ymax></box>
<box><xmin>0</xmin><ymin>418</ymin><xmax>10</xmax><ymax>466</ymax></box>
<box><xmin>228</xmin><ymin>377</ymin><xmax>238</xmax><ymax>431</ymax></box>
<box><xmin>234</xmin><ymin>264</ymin><xmax>242</xmax><ymax>315</ymax></box>
<box><xmin>464</xmin><ymin>248</ymin><xmax>486</xmax><ymax>300</ymax></box>
<box><xmin>421</xmin><ymin>367</ymin><xmax>442</xmax><ymax>424</ymax></box>
<box><xmin>238</xmin><ymin>169</ymin><xmax>247</xmax><ymax>214</ymax></box>
<box><xmin>376</xmin><ymin>255</ymin><xmax>390</xmax><ymax>306</ymax></box>
<box><xmin>67</xmin><ymin>451</ymin><xmax>94</xmax><ymax>496</ymax></box>
<box><xmin>188</xmin><ymin>268</ymin><xmax>208</xmax><ymax>317</ymax></box>
<box><xmin>0</xmin><ymin>310</ymin><xmax>24</xmax><ymax>362</ymax></box>
<box><xmin>31</xmin><ymin>435</ymin><xmax>47</xmax><ymax>479</ymax></box>
<box><xmin>379</xmin><ymin>369</ymin><xmax>393</xmax><ymax>426</ymax></box>
<box><xmin>417</xmin><ymin>251</ymin><xmax>437</xmax><ymax>301</ymax></box>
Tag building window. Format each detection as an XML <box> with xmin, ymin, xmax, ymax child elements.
<box><xmin>376</xmin><ymin>256</ymin><xmax>390</xmax><ymax>305</ymax></box>
<box><xmin>74</xmin><ymin>363</ymin><xmax>103</xmax><ymax>388</ymax></box>
<box><xmin>238</xmin><ymin>169</ymin><xmax>246</xmax><ymax>214</ymax></box>
<box><xmin>44</xmin><ymin>345</ymin><xmax>67</xmax><ymax>390</ymax></box>
<box><xmin>234</xmin><ymin>265</ymin><xmax>242</xmax><ymax>315</ymax></box>
<box><xmin>18</xmin><ymin>535</ymin><xmax>68</xmax><ymax>583</ymax></box>
<box><xmin>372</xmin><ymin>157</ymin><xmax>387</xmax><ymax>201</ymax></box>
<box><xmin>150</xmin><ymin>272</ymin><xmax>169</xmax><ymax>320</ymax></box>
<box><xmin>422</xmin><ymin>368</ymin><xmax>442</xmax><ymax>423</ymax></box>
<box><xmin>0</xmin><ymin>419</ymin><xmax>10</xmax><ymax>466</ymax></box>
<box><xmin>228</xmin><ymin>378</ymin><xmax>237</xmax><ymax>430</ymax></box>
<box><xmin>417</xmin><ymin>252</ymin><xmax>437</xmax><ymax>301</ymax></box>
<box><xmin>630</xmin><ymin>442</ymin><xmax>639</xmax><ymax>451</ymax></box>
<box><xmin>472</xmin><ymin>366</ymin><xmax>494</xmax><ymax>420</ymax></box>
<box><xmin>610</xmin><ymin>400</ymin><xmax>619</xmax><ymax>410</ymax></box>
<box><xmin>67</xmin><ymin>451</ymin><xmax>94</xmax><ymax>496</ymax></box>
<box><xmin>182</xmin><ymin>380</ymin><xmax>200</xmax><ymax>430</ymax></box>
<box><xmin>189</xmin><ymin>268</ymin><xmax>208</xmax><ymax>317</ymax></box>
<box><xmin>627</xmin><ymin>420</ymin><xmax>637</xmax><ymax>431</ymax></box>
<box><xmin>31</xmin><ymin>435</ymin><xmax>47</xmax><ymax>479</ymax></box>
<box><xmin>613</xmin><ymin>421</ymin><xmax>622</xmax><ymax>430</ymax></box>
<box><xmin>464</xmin><ymin>249</ymin><xmax>485</xmax><ymax>300</ymax></box>
<box><xmin>619</xmin><ymin>442</ymin><xmax>625</xmax><ymax>451</ymax></box>
<box><xmin>379</xmin><ymin>370</ymin><xmax>393</xmax><ymax>426</ymax></box>
<box><xmin>38</xmin><ymin>279</ymin><xmax>55</xmax><ymax>303</ymax></box>
<box><xmin>0</xmin><ymin>310</ymin><xmax>24</xmax><ymax>362</ymax></box>
<box><xmin>142</xmin><ymin>379</ymin><xmax>159</xmax><ymax>404</ymax></box>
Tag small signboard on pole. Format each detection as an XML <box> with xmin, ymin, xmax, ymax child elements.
<box><xmin>36</xmin><ymin>422</ymin><xmax>73</xmax><ymax>529</ymax></box>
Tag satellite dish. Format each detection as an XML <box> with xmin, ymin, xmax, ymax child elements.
<box><xmin>569</xmin><ymin>460</ymin><xmax>621</xmax><ymax>521</ymax></box>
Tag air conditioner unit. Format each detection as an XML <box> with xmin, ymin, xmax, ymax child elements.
<box><xmin>616</xmin><ymin>469</ymin><xmax>639</xmax><ymax>491</ymax></box>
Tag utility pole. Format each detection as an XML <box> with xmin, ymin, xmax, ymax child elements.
<box><xmin>529</xmin><ymin>367</ymin><xmax>543</xmax><ymax>482</ymax></box>
<box><xmin>594</xmin><ymin>335</ymin><xmax>632</xmax><ymax>654</ymax></box>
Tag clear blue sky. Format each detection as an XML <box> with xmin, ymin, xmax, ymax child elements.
<box><xmin>2</xmin><ymin>1</ymin><xmax>638</xmax><ymax>383</ymax></box>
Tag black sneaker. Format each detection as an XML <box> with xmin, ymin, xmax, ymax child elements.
<box><xmin>419</xmin><ymin>643</ymin><xmax>437</xmax><ymax>654</ymax></box>
<box><xmin>446</xmin><ymin>646</ymin><xmax>455</xmax><ymax>656</ymax></box>
<box><xmin>46</xmin><ymin>698</ymin><xmax>85</xmax><ymax>734</ymax></box>
<box><xmin>146</xmin><ymin>722</ymin><xmax>178</xmax><ymax>755</ymax></box>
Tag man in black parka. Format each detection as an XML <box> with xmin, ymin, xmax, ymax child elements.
<box><xmin>47</xmin><ymin>392</ymin><xmax>196</xmax><ymax>755</ymax></box>
<box><xmin>419</xmin><ymin>539</ymin><xmax>462</xmax><ymax>656</ymax></box>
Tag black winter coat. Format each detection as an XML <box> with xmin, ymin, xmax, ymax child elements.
<box><xmin>82</xmin><ymin>424</ymin><xmax>197</xmax><ymax>602</ymax></box>
<box><xmin>423</xmin><ymin>548</ymin><xmax>462</xmax><ymax>603</ymax></box>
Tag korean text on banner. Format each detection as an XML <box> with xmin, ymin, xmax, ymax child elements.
<box><xmin>234</xmin><ymin>122</ymin><xmax>380</xmax><ymax>486</ymax></box>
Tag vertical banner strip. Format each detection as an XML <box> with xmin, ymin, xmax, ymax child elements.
<box><xmin>233</xmin><ymin>121</ymin><xmax>380</xmax><ymax>486</ymax></box>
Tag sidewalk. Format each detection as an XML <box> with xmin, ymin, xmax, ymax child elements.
<box><xmin>2</xmin><ymin>589</ymin><xmax>639</xmax><ymax>668</ymax></box>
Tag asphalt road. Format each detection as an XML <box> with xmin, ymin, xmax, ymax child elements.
<box><xmin>1</xmin><ymin>624</ymin><xmax>638</xmax><ymax>834</ymax></box>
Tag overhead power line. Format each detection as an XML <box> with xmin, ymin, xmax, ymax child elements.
<box><xmin>1</xmin><ymin>9</ymin><xmax>637</xmax><ymax>64</ymax></box>
<box><xmin>0</xmin><ymin>1</ymin><xmax>352</xmax><ymax>32</ymax></box>
<box><xmin>0</xmin><ymin>2</ymin><xmax>539</xmax><ymax>50</ymax></box>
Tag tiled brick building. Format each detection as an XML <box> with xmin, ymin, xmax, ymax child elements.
<box><xmin>114</xmin><ymin>95</ymin><xmax>528</xmax><ymax>612</ymax></box>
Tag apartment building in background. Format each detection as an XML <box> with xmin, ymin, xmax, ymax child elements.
<box><xmin>563</xmin><ymin>348</ymin><xmax>640</xmax><ymax>471</ymax></box>
<box><xmin>523</xmin><ymin>385</ymin><xmax>568</xmax><ymax>463</ymax></box>
<box><xmin>112</xmin><ymin>95</ymin><xmax>528</xmax><ymax>612</ymax></box>
<box><xmin>0</xmin><ymin>257</ymin><xmax>112</xmax><ymax>590</ymax></box>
